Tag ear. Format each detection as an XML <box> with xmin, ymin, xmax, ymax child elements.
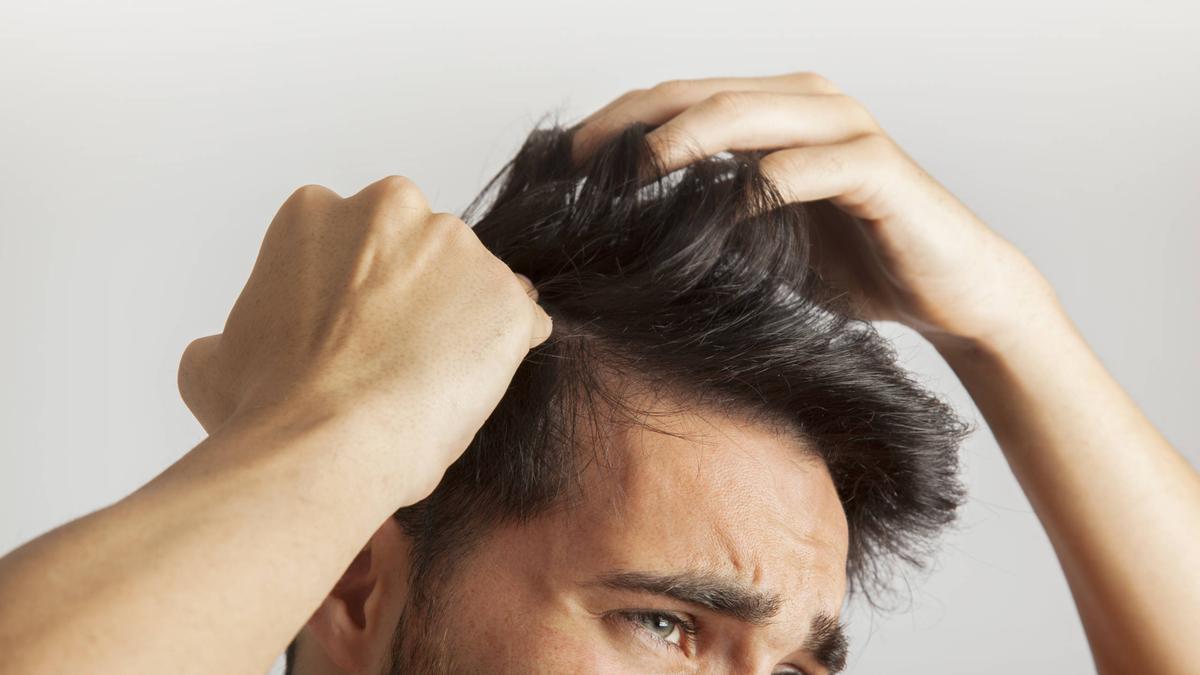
<box><xmin>303</xmin><ymin>518</ymin><xmax>409</xmax><ymax>672</ymax></box>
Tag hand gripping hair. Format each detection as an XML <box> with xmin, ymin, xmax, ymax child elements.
<box><xmin>393</xmin><ymin>117</ymin><xmax>972</xmax><ymax>615</ymax></box>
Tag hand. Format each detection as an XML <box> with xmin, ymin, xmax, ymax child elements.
<box><xmin>571</xmin><ymin>71</ymin><xmax>1061</xmax><ymax>352</ymax></box>
<box><xmin>177</xmin><ymin>176</ymin><xmax>553</xmax><ymax>501</ymax></box>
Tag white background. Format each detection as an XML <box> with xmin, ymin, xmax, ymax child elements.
<box><xmin>1</xmin><ymin>1</ymin><xmax>1197</xmax><ymax>672</ymax></box>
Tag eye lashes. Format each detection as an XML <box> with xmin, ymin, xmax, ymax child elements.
<box><xmin>622</xmin><ymin>610</ymin><xmax>698</xmax><ymax>644</ymax></box>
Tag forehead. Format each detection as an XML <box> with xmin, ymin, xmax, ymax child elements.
<box><xmin>575</xmin><ymin>404</ymin><xmax>847</xmax><ymax>577</ymax></box>
<box><xmin>550</xmin><ymin>397</ymin><xmax>851</xmax><ymax>637</ymax></box>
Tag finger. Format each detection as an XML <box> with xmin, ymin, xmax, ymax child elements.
<box><xmin>278</xmin><ymin>183</ymin><xmax>343</xmax><ymax>217</ymax></box>
<box><xmin>513</xmin><ymin>272</ymin><xmax>539</xmax><ymax>302</ymax></box>
<box><xmin>177</xmin><ymin>334</ymin><xmax>234</xmax><ymax>430</ymax></box>
<box><xmin>528</xmin><ymin>299</ymin><xmax>553</xmax><ymax>348</ymax></box>
<box><xmin>350</xmin><ymin>175</ymin><xmax>432</xmax><ymax>214</ymax></box>
<box><xmin>575</xmin><ymin>72</ymin><xmax>842</xmax><ymax>155</ymax></box>
<box><xmin>756</xmin><ymin>134</ymin><xmax>894</xmax><ymax>211</ymax></box>
<box><xmin>519</xmin><ymin>286</ymin><xmax>553</xmax><ymax>348</ymax></box>
<box><xmin>571</xmin><ymin>87</ymin><xmax>647</xmax><ymax>134</ymax></box>
<box><xmin>572</xmin><ymin>71</ymin><xmax>842</xmax><ymax>164</ymax></box>
<box><xmin>644</xmin><ymin>92</ymin><xmax>879</xmax><ymax>176</ymax></box>
<box><xmin>510</xmin><ymin>272</ymin><xmax>552</xmax><ymax>348</ymax></box>
<box><xmin>179</xmin><ymin>334</ymin><xmax>222</xmax><ymax>386</ymax></box>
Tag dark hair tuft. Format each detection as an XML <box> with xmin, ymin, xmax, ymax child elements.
<box><xmin>392</xmin><ymin>116</ymin><xmax>972</xmax><ymax>612</ymax></box>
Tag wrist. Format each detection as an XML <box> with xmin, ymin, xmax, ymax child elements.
<box><xmin>927</xmin><ymin>255</ymin><xmax>1072</xmax><ymax>360</ymax></box>
<box><xmin>163</xmin><ymin>391</ymin><xmax>435</xmax><ymax>515</ymax></box>
<box><xmin>929</xmin><ymin>296</ymin><xmax>1081</xmax><ymax>376</ymax></box>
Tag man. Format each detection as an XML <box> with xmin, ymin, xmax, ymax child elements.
<box><xmin>0</xmin><ymin>72</ymin><xmax>1196</xmax><ymax>674</ymax></box>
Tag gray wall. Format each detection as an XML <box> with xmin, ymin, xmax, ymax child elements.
<box><xmin>1</xmin><ymin>1</ymin><xmax>1196</xmax><ymax>672</ymax></box>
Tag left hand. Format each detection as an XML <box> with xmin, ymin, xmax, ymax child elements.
<box><xmin>570</xmin><ymin>71</ymin><xmax>1062</xmax><ymax>353</ymax></box>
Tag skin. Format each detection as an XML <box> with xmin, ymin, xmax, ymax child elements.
<box><xmin>375</xmin><ymin>400</ymin><xmax>851</xmax><ymax>674</ymax></box>
<box><xmin>0</xmin><ymin>70</ymin><xmax>1196</xmax><ymax>675</ymax></box>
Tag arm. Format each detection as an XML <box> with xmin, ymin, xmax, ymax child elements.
<box><xmin>0</xmin><ymin>176</ymin><xmax>552</xmax><ymax>675</ymax></box>
<box><xmin>570</xmin><ymin>70</ymin><xmax>1200</xmax><ymax>672</ymax></box>
<box><xmin>0</xmin><ymin>404</ymin><xmax>395</xmax><ymax>675</ymax></box>
<box><xmin>933</xmin><ymin>302</ymin><xmax>1200</xmax><ymax>675</ymax></box>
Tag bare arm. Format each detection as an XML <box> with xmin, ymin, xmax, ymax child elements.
<box><xmin>570</xmin><ymin>70</ymin><xmax>1200</xmax><ymax>672</ymax></box>
<box><xmin>0</xmin><ymin>405</ymin><xmax>393</xmax><ymax>675</ymax></box>
<box><xmin>0</xmin><ymin>176</ymin><xmax>552</xmax><ymax>675</ymax></box>
<box><xmin>933</xmin><ymin>304</ymin><xmax>1200</xmax><ymax>675</ymax></box>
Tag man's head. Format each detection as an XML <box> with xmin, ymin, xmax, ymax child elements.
<box><xmin>290</xmin><ymin>119</ymin><xmax>970</xmax><ymax>674</ymax></box>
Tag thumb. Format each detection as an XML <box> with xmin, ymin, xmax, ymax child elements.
<box><xmin>179</xmin><ymin>335</ymin><xmax>222</xmax><ymax>398</ymax></box>
<box><xmin>178</xmin><ymin>334</ymin><xmax>236</xmax><ymax>433</ymax></box>
<box><xmin>514</xmin><ymin>273</ymin><xmax>553</xmax><ymax>348</ymax></box>
<box><xmin>528</xmin><ymin>300</ymin><xmax>554</xmax><ymax>348</ymax></box>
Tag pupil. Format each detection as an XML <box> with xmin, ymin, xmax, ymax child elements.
<box><xmin>650</xmin><ymin>615</ymin><xmax>672</xmax><ymax>635</ymax></box>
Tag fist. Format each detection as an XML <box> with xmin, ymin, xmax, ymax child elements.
<box><xmin>177</xmin><ymin>176</ymin><xmax>552</xmax><ymax>500</ymax></box>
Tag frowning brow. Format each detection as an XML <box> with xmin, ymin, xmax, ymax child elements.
<box><xmin>805</xmin><ymin>612</ymin><xmax>849</xmax><ymax>673</ymax></box>
<box><xmin>592</xmin><ymin>569</ymin><xmax>783</xmax><ymax>624</ymax></box>
<box><xmin>591</xmin><ymin>569</ymin><xmax>849</xmax><ymax>673</ymax></box>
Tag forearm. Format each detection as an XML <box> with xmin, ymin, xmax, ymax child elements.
<box><xmin>0</xmin><ymin>403</ymin><xmax>411</xmax><ymax>675</ymax></box>
<box><xmin>935</xmin><ymin>300</ymin><xmax>1200</xmax><ymax>675</ymax></box>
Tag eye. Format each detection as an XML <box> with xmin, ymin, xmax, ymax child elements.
<box><xmin>634</xmin><ymin>612</ymin><xmax>683</xmax><ymax>644</ymax></box>
<box><xmin>615</xmin><ymin>610</ymin><xmax>698</xmax><ymax>651</ymax></box>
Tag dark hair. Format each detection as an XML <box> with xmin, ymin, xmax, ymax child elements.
<box><xmin>288</xmin><ymin>115</ymin><xmax>971</xmax><ymax>673</ymax></box>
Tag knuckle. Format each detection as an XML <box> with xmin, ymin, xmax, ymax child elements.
<box><xmin>287</xmin><ymin>183</ymin><xmax>336</xmax><ymax>207</ymax></box>
<box><xmin>612</xmin><ymin>87</ymin><xmax>648</xmax><ymax>105</ymax></box>
<box><xmin>358</xmin><ymin>176</ymin><xmax>430</xmax><ymax>230</ymax></box>
<box><xmin>375</xmin><ymin>173</ymin><xmax>415</xmax><ymax>191</ymax></box>
<box><xmin>856</xmin><ymin>131</ymin><xmax>895</xmax><ymax>155</ymax></box>
<box><xmin>421</xmin><ymin>213</ymin><xmax>480</xmax><ymax>260</ymax></box>
<box><xmin>850</xmin><ymin>133</ymin><xmax>901</xmax><ymax>179</ymax></box>
<box><xmin>706</xmin><ymin>90</ymin><xmax>751</xmax><ymax>115</ymax></box>
<box><xmin>758</xmin><ymin>151</ymin><xmax>799</xmax><ymax>181</ymax></box>
<box><xmin>427</xmin><ymin>210</ymin><xmax>465</xmax><ymax>226</ymax></box>
<box><xmin>757</xmin><ymin>151</ymin><xmax>785</xmax><ymax>174</ymax></box>
<box><xmin>426</xmin><ymin>211</ymin><xmax>471</xmax><ymax>239</ymax></box>
<box><xmin>797</xmin><ymin>71</ymin><xmax>841</xmax><ymax>93</ymax></box>
<box><xmin>651</xmin><ymin>78</ymin><xmax>690</xmax><ymax>97</ymax></box>
<box><xmin>373</xmin><ymin>174</ymin><xmax>425</xmax><ymax>203</ymax></box>
<box><xmin>831</xmin><ymin>94</ymin><xmax>879</xmax><ymax>129</ymax></box>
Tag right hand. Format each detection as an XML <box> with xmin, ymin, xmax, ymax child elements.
<box><xmin>571</xmin><ymin>72</ymin><xmax>1058</xmax><ymax>354</ymax></box>
<box><xmin>177</xmin><ymin>175</ymin><xmax>553</xmax><ymax>502</ymax></box>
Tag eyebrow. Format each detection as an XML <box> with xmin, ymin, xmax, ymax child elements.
<box><xmin>591</xmin><ymin>570</ymin><xmax>850</xmax><ymax>673</ymax></box>
<box><xmin>805</xmin><ymin>611</ymin><xmax>849</xmax><ymax>673</ymax></box>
